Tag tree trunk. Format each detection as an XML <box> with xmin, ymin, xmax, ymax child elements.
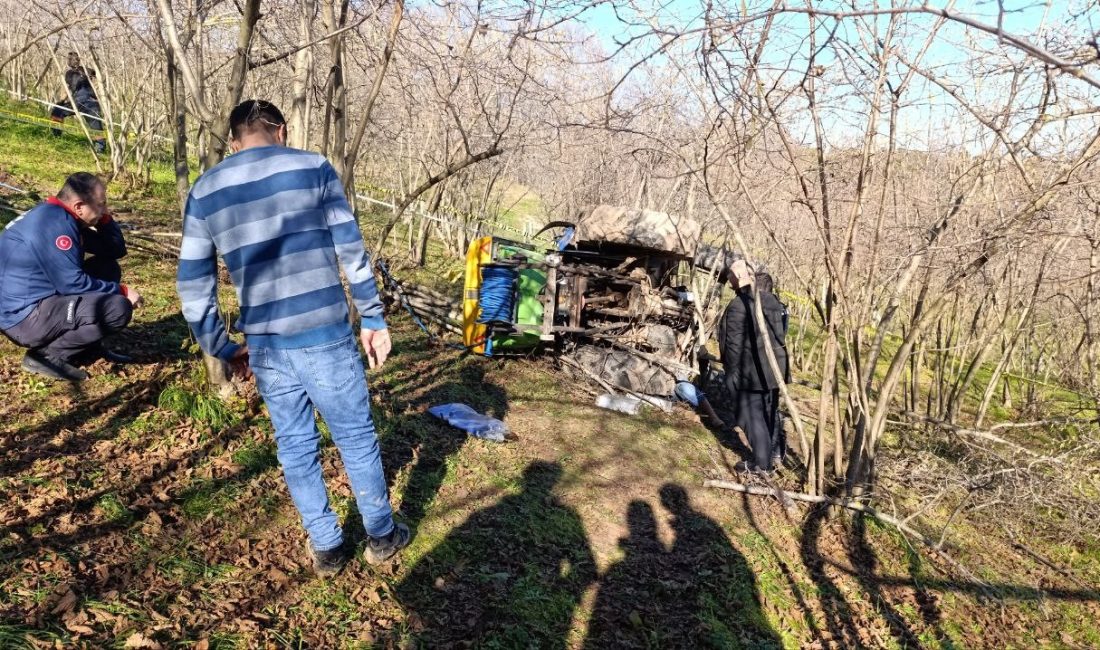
<box><xmin>323</xmin><ymin>0</ymin><xmax>350</xmax><ymax>180</ymax></box>
<box><xmin>201</xmin><ymin>0</ymin><xmax>261</xmax><ymax>169</ymax></box>
<box><xmin>413</xmin><ymin>183</ymin><xmax>446</xmax><ymax>266</ymax></box>
<box><xmin>167</xmin><ymin>50</ymin><xmax>189</xmax><ymax>211</ymax></box>
<box><xmin>343</xmin><ymin>0</ymin><xmax>404</xmax><ymax>193</ymax></box>
<box><xmin>286</xmin><ymin>0</ymin><xmax>316</xmax><ymax>150</ymax></box>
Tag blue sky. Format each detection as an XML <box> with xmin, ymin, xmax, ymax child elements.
<box><xmin>578</xmin><ymin>1</ymin><xmax>1080</xmax><ymax>43</ymax></box>
<box><xmin>567</xmin><ymin>1</ymin><xmax>1097</xmax><ymax>151</ymax></box>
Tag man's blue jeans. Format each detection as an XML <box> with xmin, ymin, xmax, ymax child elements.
<box><xmin>250</xmin><ymin>334</ymin><xmax>394</xmax><ymax>551</ymax></box>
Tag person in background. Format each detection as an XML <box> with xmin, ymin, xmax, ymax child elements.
<box><xmin>50</xmin><ymin>52</ymin><xmax>107</xmax><ymax>154</ymax></box>
<box><xmin>0</xmin><ymin>173</ymin><xmax>140</xmax><ymax>381</ymax></box>
<box><xmin>717</xmin><ymin>260</ymin><xmax>788</xmax><ymax>473</ymax></box>
<box><xmin>754</xmin><ymin>270</ymin><xmax>791</xmax><ymax>468</ymax></box>
<box><xmin>177</xmin><ymin>99</ymin><xmax>409</xmax><ymax>577</ymax></box>
<box><xmin>674</xmin><ymin>377</ymin><xmax>726</xmax><ymax>429</ymax></box>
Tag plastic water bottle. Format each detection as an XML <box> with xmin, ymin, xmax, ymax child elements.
<box><xmin>596</xmin><ymin>393</ymin><xmax>643</xmax><ymax>415</ymax></box>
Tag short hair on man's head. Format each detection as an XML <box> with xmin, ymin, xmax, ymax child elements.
<box><xmin>58</xmin><ymin>172</ymin><xmax>104</xmax><ymax>204</ymax></box>
<box><xmin>755</xmin><ymin>272</ymin><xmax>775</xmax><ymax>294</ymax></box>
<box><xmin>229</xmin><ymin>100</ymin><xmax>286</xmax><ymax>140</ymax></box>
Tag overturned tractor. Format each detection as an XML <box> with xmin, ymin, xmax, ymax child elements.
<box><xmin>381</xmin><ymin>204</ymin><xmax>737</xmax><ymax>401</ymax></box>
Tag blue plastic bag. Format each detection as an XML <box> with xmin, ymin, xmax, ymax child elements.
<box><xmin>674</xmin><ymin>380</ymin><xmax>703</xmax><ymax>408</ymax></box>
<box><xmin>428</xmin><ymin>403</ymin><xmax>508</xmax><ymax>442</ymax></box>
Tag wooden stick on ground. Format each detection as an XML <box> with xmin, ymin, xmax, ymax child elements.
<box><xmin>705</xmin><ymin>478</ymin><xmax>996</xmax><ymax>595</ymax></box>
<box><xmin>895</xmin><ymin>410</ymin><xmax>1053</xmax><ymax>459</ymax></box>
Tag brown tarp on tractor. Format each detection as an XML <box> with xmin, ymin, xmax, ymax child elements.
<box><xmin>573</xmin><ymin>205</ymin><xmax>702</xmax><ymax>258</ymax></box>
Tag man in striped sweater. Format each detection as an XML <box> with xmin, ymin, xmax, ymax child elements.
<box><xmin>177</xmin><ymin>100</ymin><xmax>409</xmax><ymax>576</ymax></box>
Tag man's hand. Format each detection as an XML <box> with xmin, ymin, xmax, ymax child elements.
<box><xmin>229</xmin><ymin>345</ymin><xmax>252</xmax><ymax>380</ymax></box>
<box><xmin>121</xmin><ymin>284</ymin><xmax>143</xmax><ymax>308</ymax></box>
<box><xmin>360</xmin><ymin>328</ymin><xmax>392</xmax><ymax>370</ymax></box>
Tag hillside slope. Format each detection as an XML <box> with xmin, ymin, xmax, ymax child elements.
<box><xmin>1</xmin><ymin>108</ymin><xmax>1098</xmax><ymax>649</ymax></box>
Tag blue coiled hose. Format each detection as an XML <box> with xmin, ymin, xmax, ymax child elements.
<box><xmin>477</xmin><ymin>265</ymin><xmax>518</xmax><ymax>325</ymax></box>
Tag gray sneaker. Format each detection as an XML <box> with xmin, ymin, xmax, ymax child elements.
<box><xmin>311</xmin><ymin>541</ymin><xmax>351</xmax><ymax>578</ymax></box>
<box><xmin>22</xmin><ymin>350</ymin><xmax>89</xmax><ymax>382</ymax></box>
<box><xmin>364</xmin><ymin>523</ymin><xmax>411</xmax><ymax>565</ymax></box>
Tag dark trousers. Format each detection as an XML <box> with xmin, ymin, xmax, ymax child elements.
<box><xmin>2</xmin><ymin>257</ymin><xmax>130</xmax><ymax>361</ymax></box>
<box><xmin>771</xmin><ymin>405</ymin><xmax>787</xmax><ymax>462</ymax></box>
<box><xmin>735</xmin><ymin>389</ymin><xmax>779</xmax><ymax>470</ymax></box>
<box><xmin>82</xmin><ymin>255</ymin><xmax>122</xmax><ymax>284</ymax></box>
<box><xmin>50</xmin><ymin>97</ymin><xmax>104</xmax><ymax>131</ymax></box>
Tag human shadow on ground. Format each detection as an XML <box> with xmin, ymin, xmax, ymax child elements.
<box><xmin>585</xmin><ymin>484</ymin><xmax>783</xmax><ymax>649</ymax></box>
<box><xmin>737</xmin><ymin>491</ymin><xmax>822</xmax><ymax>642</ymax></box>
<box><xmin>584</xmin><ymin>500</ymin><xmax>667</xmax><ymax>648</ymax></box>
<box><xmin>801</xmin><ymin>503</ymin><xmax>866</xmax><ymax>647</ymax></box>
<box><xmin>394</xmin><ymin>460</ymin><xmax>597</xmax><ymax>648</ymax></box>
<box><xmin>848</xmin><ymin>513</ymin><xmax>963</xmax><ymax>650</ymax></box>
<box><xmin>112</xmin><ymin>310</ymin><xmax>194</xmax><ymax>364</ymax></box>
<box><xmin>800</xmin><ymin>502</ymin><xmax>991</xmax><ymax>649</ymax></box>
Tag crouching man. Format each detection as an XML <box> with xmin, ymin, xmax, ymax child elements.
<box><xmin>0</xmin><ymin>173</ymin><xmax>142</xmax><ymax>381</ymax></box>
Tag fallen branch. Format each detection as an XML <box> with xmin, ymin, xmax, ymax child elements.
<box><xmin>125</xmin><ymin>233</ymin><xmax>178</xmax><ymax>258</ymax></box>
<box><xmin>1001</xmin><ymin>525</ymin><xmax>1100</xmax><ymax>596</ymax></box>
<box><xmin>374</xmin><ymin>264</ymin><xmax>463</xmax><ymax>335</ymax></box>
<box><xmin>125</xmin><ymin>241</ymin><xmax>176</xmax><ymax>259</ymax></box>
<box><xmin>894</xmin><ymin>411</ymin><xmax>1053</xmax><ymax>460</ymax></box>
<box><xmin>705</xmin><ymin>479</ymin><xmax>996</xmax><ymax>595</ymax></box>
<box><xmin>989</xmin><ymin>417</ymin><xmax>1099</xmax><ymax>432</ymax></box>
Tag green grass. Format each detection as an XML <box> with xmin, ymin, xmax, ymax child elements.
<box><xmin>0</xmin><ymin>93</ymin><xmax>189</xmax><ymax>228</ymax></box>
<box><xmin>232</xmin><ymin>439</ymin><xmax>279</xmax><ymax>473</ymax></box>
<box><xmin>178</xmin><ymin>481</ymin><xmax>229</xmax><ymax>520</ymax></box>
<box><xmin>0</xmin><ymin>624</ymin><xmax>66</xmax><ymax>649</ymax></box>
<box><xmin>499</xmin><ymin>183</ymin><xmax>544</xmax><ymax>229</ymax></box>
<box><xmin>1060</xmin><ymin>603</ymin><xmax>1100</xmax><ymax>646</ymax></box>
<box><xmin>298</xmin><ymin>582</ymin><xmax>370</xmax><ymax>645</ymax></box>
<box><xmin>0</xmin><ymin>98</ymin><xmax>96</xmax><ymax>189</ymax></box>
<box><xmin>84</xmin><ymin>598</ymin><xmax>148</xmax><ymax>621</ymax></box>
<box><xmin>176</xmin><ymin>435</ymin><xmax>281</xmax><ymax>521</ymax></box>
<box><xmin>207</xmin><ymin>632</ymin><xmax>249</xmax><ymax>650</ymax></box>
<box><xmin>121</xmin><ymin>410</ymin><xmax>173</xmax><ymax>441</ymax></box>
<box><xmin>157</xmin><ymin>385</ymin><xmax>240</xmax><ymax>430</ymax></box>
<box><xmin>95</xmin><ymin>492</ymin><xmax>134</xmax><ymax>525</ymax></box>
<box><xmin>156</xmin><ymin>547</ymin><xmax>235</xmax><ymax>585</ymax></box>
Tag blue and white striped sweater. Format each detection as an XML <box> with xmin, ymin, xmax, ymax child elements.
<box><xmin>177</xmin><ymin>145</ymin><xmax>385</xmax><ymax>361</ymax></box>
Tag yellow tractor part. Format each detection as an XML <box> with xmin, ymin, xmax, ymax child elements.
<box><xmin>463</xmin><ymin>236</ymin><xmax>494</xmax><ymax>352</ymax></box>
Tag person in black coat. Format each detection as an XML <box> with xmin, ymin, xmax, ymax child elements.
<box><xmin>718</xmin><ymin>261</ymin><xmax>789</xmax><ymax>473</ymax></box>
<box><xmin>49</xmin><ymin>52</ymin><xmax>106</xmax><ymax>153</ymax></box>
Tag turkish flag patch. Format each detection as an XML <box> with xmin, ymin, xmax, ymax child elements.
<box><xmin>55</xmin><ymin>235</ymin><xmax>73</xmax><ymax>251</ymax></box>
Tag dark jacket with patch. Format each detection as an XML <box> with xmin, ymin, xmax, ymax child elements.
<box><xmin>718</xmin><ymin>290</ymin><xmax>789</xmax><ymax>393</ymax></box>
<box><xmin>0</xmin><ymin>200</ymin><xmax>124</xmax><ymax>330</ymax></box>
<box><xmin>64</xmin><ymin>67</ymin><xmax>97</xmax><ymax>104</ymax></box>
